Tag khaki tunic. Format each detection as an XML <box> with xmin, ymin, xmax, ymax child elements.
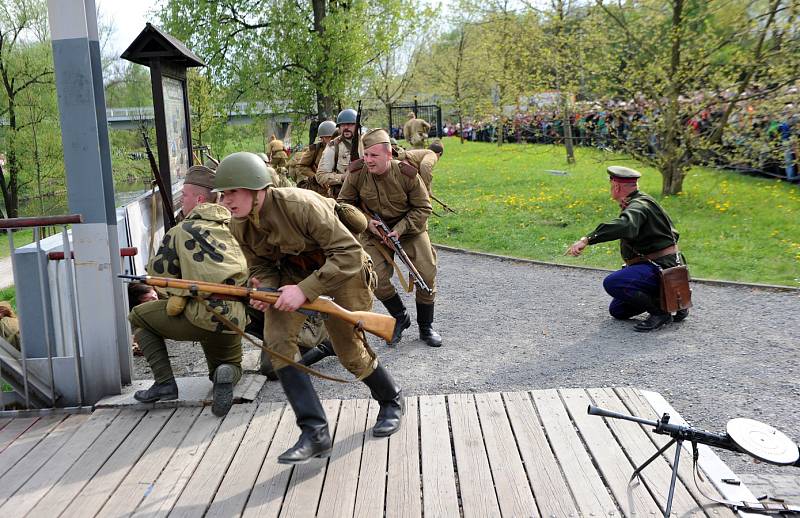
<box><xmin>292</xmin><ymin>142</ymin><xmax>330</xmax><ymax>196</ymax></box>
<box><xmin>403</xmin><ymin>117</ymin><xmax>431</xmax><ymax>149</ymax></box>
<box><xmin>269</xmin><ymin>139</ymin><xmax>288</xmax><ymax>169</ymax></box>
<box><xmin>317</xmin><ymin>136</ymin><xmax>362</xmax><ymax>197</ymax></box>
<box><xmin>401</xmin><ymin>149</ymin><xmax>438</xmax><ymax>193</ymax></box>
<box><xmin>338</xmin><ymin>161</ymin><xmax>437</xmax><ymax>304</ymax></box>
<box><xmin>230</xmin><ymin>188</ymin><xmax>377</xmax><ymax>375</ymax></box>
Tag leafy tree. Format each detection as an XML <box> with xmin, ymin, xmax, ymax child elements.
<box><xmin>0</xmin><ymin>0</ymin><xmax>51</xmax><ymax>218</ymax></box>
<box><xmin>158</xmin><ymin>0</ymin><xmax>419</xmax><ymax>134</ymax></box>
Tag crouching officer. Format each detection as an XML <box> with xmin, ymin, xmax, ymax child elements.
<box><xmin>566</xmin><ymin>166</ymin><xmax>688</xmax><ymax>332</ymax></box>
<box><xmin>129</xmin><ymin>165</ymin><xmax>248</xmax><ymax>416</ymax></box>
<box><xmin>214</xmin><ymin>152</ymin><xmax>404</xmax><ymax>464</ymax></box>
<box><xmin>339</xmin><ymin>129</ymin><xmax>442</xmax><ymax>347</ymax></box>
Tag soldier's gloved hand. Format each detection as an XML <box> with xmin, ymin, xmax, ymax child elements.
<box><xmin>347</xmin><ymin>158</ymin><xmax>364</xmax><ymax>172</ymax></box>
<box><xmin>399</xmin><ymin>160</ymin><xmax>418</xmax><ymax>178</ymax></box>
<box><xmin>166</xmin><ymin>296</ymin><xmax>187</xmax><ymax>316</ymax></box>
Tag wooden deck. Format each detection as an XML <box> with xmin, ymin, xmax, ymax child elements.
<box><xmin>0</xmin><ymin>387</ymin><xmax>762</xmax><ymax>517</ymax></box>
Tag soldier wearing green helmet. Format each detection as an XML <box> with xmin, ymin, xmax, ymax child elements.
<box><xmin>215</xmin><ymin>151</ymin><xmax>405</xmax><ymax>465</ymax></box>
<box><xmin>292</xmin><ymin>120</ymin><xmax>337</xmax><ymax>197</ymax></box>
<box><xmin>316</xmin><ymin>109</ymin><xmax>361</xmax><ymax>198</ymax></box>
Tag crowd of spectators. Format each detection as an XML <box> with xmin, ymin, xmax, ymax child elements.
<box><xmin>446</xmin><ymin>88</ymin><xmax>798</xmax><ymax>180</ymax></box>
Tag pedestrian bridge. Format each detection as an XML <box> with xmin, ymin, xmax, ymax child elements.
<box><xmin>0</xmin><ymin>387</ymin><xmax>768</xmax><ymax>517</ymax></box>
<box><xmin>104</xmin><ymin>101</ymin><xmax>293</xmax><ymax>130</ymax></box>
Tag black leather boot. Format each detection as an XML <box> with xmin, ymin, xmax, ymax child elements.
<box><xmin>673</xmin><ymin>308</ymin><xmax>689</xmax><ymax>322</ymax></box>
<box><xmin>276</xmin><ymin>366</ymin><xmax>332</xmax><ymax>464</ymax></box>
<box><xmin>299</xmin><ymin>340</ymin><xmax>336</xmax><ymax>367</ymax></box>
<box><xmin>211</xmin><ymin>364</ymin><xmax>238</xmax><ymax>417</ymax></box>
<box><xmin>628</xmin><ymin>292</ymin><xmax>672</xmax><ymax>332</ymax></box>
<box><xmin>362</xmin><ymin>364</ymin><xmax>404</xmax><ymax>437</ymax></box>
<box><xmin>381</xmin><ymin>294</ymin><xmax>411</xmax><ymax>346</ymax></box>
<box><xmin>134</xmin><ymin>379</ymin><xmax>178</xmax><ymax>403</ymax></box>
<box><xmin>416</xmin><ymin>302</ymin><xmax>442</xmax><ymax>347</ymax></box>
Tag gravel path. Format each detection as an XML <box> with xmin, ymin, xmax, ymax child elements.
<box><xmin>134</xmin><ymin>247</ymin><xmax>800</xmax><ymax>476</ymax></box>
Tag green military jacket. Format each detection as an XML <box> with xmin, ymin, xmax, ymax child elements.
<box><xmin>586</xmin><ymin>190</ymin><xmax>682</xmax><ymax>268</ymax></box>
<box><xmin>338</xmin><ymin>159</ymin><xmax>432</xmax><ymax>237</ymax></box>
<box><xmin>148</xmin><ymin>203</ymin><xmax>249</xmax><ymax>332</ymax></box>
<box><xmin>229</xmin><ymin>188</ymin><xmax>368</xmax><ymax>302</ymax></box>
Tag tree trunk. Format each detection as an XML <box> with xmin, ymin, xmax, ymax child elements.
<box><xmin>563</xmin><ymin>111</ymin><xmax>575</xmax><ymax>164</ymax></box>
<box><xmin>660</xmin><ymin>0</ymin><xmax>685</xmax><ymax>196</ymax></box>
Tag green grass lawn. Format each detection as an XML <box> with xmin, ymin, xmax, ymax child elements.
<box><xmin>0</xmin><ymin>229</ymin><xmax>34</xmax><ymax>259</ymax></box>
<box><xmin>428</xmin><ymin>138</ymin><xmax>800</xmax><ymax>287</ymax></box>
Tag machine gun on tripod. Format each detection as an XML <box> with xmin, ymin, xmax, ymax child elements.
<box><xmin>588</xmin><ymin>405</ymin><xmax>800</xmax><ymax>516</ymax></box>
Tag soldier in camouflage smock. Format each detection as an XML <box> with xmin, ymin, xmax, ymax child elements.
<box><xmin>129</xmin><ymin>165</ymin><xmax>248</xmax><ymax>417</ymax></box>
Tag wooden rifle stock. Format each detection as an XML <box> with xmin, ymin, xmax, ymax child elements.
<box><xmin>122</xmin><ymin>275</ymin><xmax>396</xmax><ymax>343</ymax></box>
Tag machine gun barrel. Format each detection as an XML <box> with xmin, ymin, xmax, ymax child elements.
<box><xmin>588</xmin><ymin>405</ymin><xmax>741</xmax><ymax>453</ymax></box>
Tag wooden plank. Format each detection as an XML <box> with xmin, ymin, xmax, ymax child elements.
<box><xmin>27</xmin><ymin>410</ymin><xmax>144</xmax><ymax>517</ymax></box>
<box><xmin>317</xmin><ymin>398</ymin><xmax>369</xmax><ymax>518</ymax></box>
<box><xmin>0</xmin><ymin>416</ymin><xmax>38</xmax><ymax>453</ymax></box>
<box><xmin>531</xmin><ymin>389</ymin><xmax>618</xmax><ymax>516</ymax></box>
<box><xmin>587</xmin><ymin>387</ymin><xmax>707</xmax><ymax>517</ymax></box>
<box><xmin>386</xmin><ymin>396</ymin><xmax>421</xmax><ymax>518</ymax></box>
<box><xmin>0</xmin><ymin>413</ymin><xmax>89</xmax><ymax>506</ymax></box>
<box><xmin>448</xmin><ymin>393</ymin><xmax>501</xmax><ymax>518</ymax></box>
<box><xmin>97</xmin><ymin>407</ymin><xmax>201</xmax><ymax>517</ymax></box>
<box><xmin>502</xmin><ymin>391</ymin><xmax>580</xmax><ymax>517</ymax></box>
<box><xmin>474</xmin><ymin>392</ymin><xmax>539</xmax><ymax>517</ymax></box>
<box><xmin>241</xmin><ymin>402</ymin><xmax>299</xmax><ymax>518</ymax></box>
<box><xmin>616</xmin><ymin>388</ymin><xmax>739</xmax><ymax>518</ymax></box>
<box><xmin>132</xmin><ymin>407</ymin><xmax>221</xmax><ymax>518</ymax></box>
<box><xmin>353</xmin><ymin>399</ymin><xmax>389</xmax><ymax>518</ymax></box>
<box><xmin>205</xmin><ymin>402</ymin><xmax>284</xmax><ymax>518</ymax></box>
<box><xmin>280</xmin><ymin>399</ymin><xmax>341</xmax><ymax>518</ymax></box>
<box><xmin>0</xmin><ymin>409</ymin><xmax>120</xmax><ymax>516</ymax></box>
<box><xmin>419</xmin><ymin>394</ymin><xmax>459</xmax><ymax>518</ymax></box>
<box><xmin>560</xmin><ymin>388</ymin><xmax>662</xmax><ymax>517</ymax></box>
<box><xmin>639</xmin><ymin>389</ymin><xmax>765</xmax><ymax>518</ymax></box>
<box><xmin>168</xmin><ymin>403</ymin><xmax>256</xmax><ymax>518</ymax></box>
<box><xmin>0</xmin><ymin>414</ymin><xmax>66</xmax><ymax>476</ymax></box>
<box><xmin>60</xmin><ymin>408</ymin><xmax>176</xmax><ymax>518</ymax></box>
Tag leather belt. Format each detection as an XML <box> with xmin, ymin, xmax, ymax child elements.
<box><xmin>625</xmin><ymin>244</ymin><xmax>678</xmax><ymax>266</ymax></box>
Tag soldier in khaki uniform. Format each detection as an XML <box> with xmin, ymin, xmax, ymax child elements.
<box><xmin>316</xmin><ymin>109</ymin><xmax>361</xmax><ymax>198</ymax></box>
<box><xmin>403</xmin><ymin>112</ymin><xmax>431</xmax><ymax>149</ymax></box>
<box><xmin>292</xmin><ymin>120</ymin><xmax>336</xmax><ymax>197</ymax></box>
<box><xmin>400</xmin><ymin>142</ymin><xmax>443</xmax><ymax>194</ymax></box>
<box><xmin>129</xmin><ymin>165</ymin><xmax>248</xmax><ymax>417</ymax></box>
<box><xmin>339</xmin><ymin>129</ymin><xmax>442</xmax><ymax>348</ymax></box>
<box><xmin>214</xmin><ymin>152</ymin><xmax>404</xmax><ymax>465</ymax></box>
<box><xmin>257</xmin><ymin>153</ymin><xmax>294</xmax><ymax>188</ymax></box>
<box><xmin>0</xmin><ymin>301</ymin><xmax>20</xmax><ymax>350</ymax></box>
<box><xmin>268</xmin><ymin>134</ymin><xmax>288</xmax><ymax>170</ymax></box>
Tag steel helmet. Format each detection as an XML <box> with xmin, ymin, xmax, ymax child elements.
<box><xmin>336</xmin><ymin>109</ymin><xmax>357</xmax><ymax>125</ymax></box>
<box><xmin>318</xmin><ymin>120</ymin><xmax>337</xmax><ymax>137</ymax></box>
<box><xmin>212</xmin><ymin>152</ymin><xmax>273</xmax><ymax>192</ymax></box>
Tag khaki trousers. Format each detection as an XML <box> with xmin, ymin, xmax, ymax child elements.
<box><xmin>129</xmin><ymin>300</ymin><xmax>242</xmax><ymax>384</ymax></box>
<box><xmin>264</xmin><ymin>261</ymin><xmax>378</xmax><ymax>377</ymax></box>
<box><xmin>363</xmin><ymin>231</ymin><xmax>437</xmax><ymax>304</ymax></box>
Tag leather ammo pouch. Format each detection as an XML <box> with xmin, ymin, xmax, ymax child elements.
<box><xmin>659</xmin><ymin>265</ymin><xmax>692</xmax><ymax>313</ymax></box>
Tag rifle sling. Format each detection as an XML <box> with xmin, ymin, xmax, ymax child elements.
<box><xmin>370</xmin><ymin>236</ymin><xmax>414</xmax><ymax>293</ymax></box>
<box><xmin>192</xmin><ymin>294</ymin><xmax>372</xmax><ymax>384</ymax></box>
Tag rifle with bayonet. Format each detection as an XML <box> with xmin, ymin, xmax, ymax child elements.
<box><xmin>360</xmin><ymin>206</ymin><xmax>433</xmax><ymax>295</ymax></box>
<box><xmin>119</xmin><ymin>274</ymin><xmax>396</xmax><ymax>343</ymax></box>
<box><xmin>430</xmin><ymin>193</ymin><xmax>456</xmax><ymax>214</ymax></box>
<box><xmin>142</xmin><ymin>131</ymin><xmax>176</xmax><ymax>229</ymax></box>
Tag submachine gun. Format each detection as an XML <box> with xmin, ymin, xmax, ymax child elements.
<box><xmin>588</xmin><ymin>405</ymin><xmax>800</xmax><ymax>516</ymax></box>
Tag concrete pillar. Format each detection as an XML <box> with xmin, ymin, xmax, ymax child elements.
<box><xmin>47</xmin><ymin>0</ymin><xmax>122</xmax><ymax>402</ymax></box>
